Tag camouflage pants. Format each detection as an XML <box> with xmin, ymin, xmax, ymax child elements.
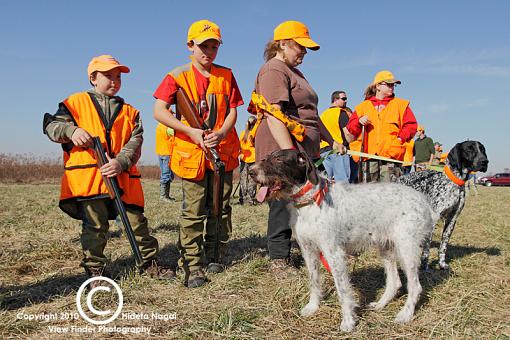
<box><xmin>179</xmin><ymin>170</ymin><xmax>233</xmax><ymax>272</ymax></box>
<box><xmin>239</xmin><ymin>162</ymin><xmax>257</xmax><ymax>205</ymax></box>
<box><xmin>80</xmin><ymin>199</ymin><xmax>158</xmax><ymax>269</ymax></box>
<box><xmin>361</xmin><ymin>160</ymin><xmax>403</xmax><ymax>183</ymax></box>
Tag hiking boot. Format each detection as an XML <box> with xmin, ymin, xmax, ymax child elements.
<box><xmin>206</xmin><ymin>262</ymin><xmax>225</xmax><ymax>274</ymax></box>
<box><xmin>269</xmin><ymin>258</ymin><xmax>299</xmax><ymax>279</ymax></box>
<box><xmin>141</xmin><ymin>260</ymin><xmax>176</xmax><ymax>280</ymax></box>
<box><xmin>160</xmin><ymin>183</ymin><xmax>176</xmax><ymax>202</ymax></box>
<box><xmin>186</xmin><ymin>269</ymin><xmax>208</xmax><ymax>288</ymax></box>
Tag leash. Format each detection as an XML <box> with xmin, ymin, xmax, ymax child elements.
<box><xmin>314</xmin><ymin>148</ymin><xmax>414</xmax><ymax>168</ymax></box>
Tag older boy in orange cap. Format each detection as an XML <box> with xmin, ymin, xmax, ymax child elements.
<box><xmin>44</xmin><ymin>55</ymin><xmax>175</xmax><ymax>285</ymax></box>
<box><xmin>153</xmin><ymin>20</ymin><xmax>244</xmax><ymax>287</ymax></box>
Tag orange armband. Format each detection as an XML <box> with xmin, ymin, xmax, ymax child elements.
<box><xmin>248</xmin><ymin>92</ymin><xmax>305</xmax><ymax>142</ymax></box>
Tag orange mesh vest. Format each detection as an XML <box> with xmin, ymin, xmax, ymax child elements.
<box><xmin>155</xmin><ymin>123</ymin><xmax>174</xmax><ymax>156</ymax></box>
<box><xmin>350</xmin><ymin>98</ymin><xmax>409</xmax><ymax>162</ymax></box>
<box><xmin>239</xmin><ymin>130</ymin><xmax>255</xmax><ymax>163</ymax></box>
<box><xmin>169</xmin><ymin>63</ymin><xmax>240</xmax><ymax>181</ymax></box>
<box><xmin>59</xmin><ymin>92</ymin><xmax>144</xmax><ymax>219</ymax></box>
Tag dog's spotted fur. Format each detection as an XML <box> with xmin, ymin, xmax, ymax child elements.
<box><xmin>396</xmin><ymin>140</ymin><xmax>488</xmax><ymax>270</ymax></box>
<box><xmin>250</xmin><ymin>149</ymin><xmax>439</xmax><ymax>332</ymax></box>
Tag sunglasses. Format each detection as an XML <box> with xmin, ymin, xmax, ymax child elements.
<box><xmin>340</xmin><ymin>97</ymin><xmax>347</xmax><ymax>100</ymax></box>
<box><xmin>380</xmin><ymin>82</ymin><xmax>396</xmax><ymax>88</ymax></box>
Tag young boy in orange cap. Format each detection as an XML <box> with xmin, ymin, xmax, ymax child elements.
<box><xmin>44</xmin><ymin>54</ymin><xmax>175</xmax><ymax>284</ymax></box>
<box><xmin>153</xmin><ymin>20</ymin><xmax>243</xmax><ymax>288</ymax></box>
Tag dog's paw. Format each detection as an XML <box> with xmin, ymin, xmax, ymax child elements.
<box><xmin>367</xmin><ymin>301</ymin><xmax>384</xmax><ymax>311</ymax></box>
<box><xmin>340</xmin><ymin>317</ymin><xmax>356</xmax><ymax>332</ymax></box>
<box><xmin>300</xmin><ymin>303</ymin><xmax>319</xmax><ymax>317</ymax></box>
<box><xmin>394</xmin><ymin>310</ymin><xmax>413</xmax><ymax>324</ymax></box>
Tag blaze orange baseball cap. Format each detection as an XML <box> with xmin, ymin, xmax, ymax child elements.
<box><xmin>373</xmin><ymin>70</ymin><xmax>401</xmax><ymax>85</ymax></box>
<box><xmin>187</xmin><ymin>19</ymin><xmax>222</xmax><ymax>45</ymax></box>
<box><xmin>87</xmin><ymin>55</ymin><xmax>130</xmax><ymax>77</ymax></box>
<box><xmin>417</xmin><ymin>125</ymin><xmax>425</xmax><ymax>132</ymax></box>
<box><xmin>273</xmin><ymin>21</ymin><xmax>320</xmax><ymax>51</ymax></box>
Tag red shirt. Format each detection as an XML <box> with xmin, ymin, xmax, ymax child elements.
<box><xmin>153</xmin><ymin>64</ymin><xmax>244</xmax><ymax>110</ymax></box>
<box><xmin>346</xmin><ymin>96</ymin><xmax>417</xmax><ymax>142</ymax></box>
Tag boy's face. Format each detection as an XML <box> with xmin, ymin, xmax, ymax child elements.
<box><xmin>90</xmin><ymin>68</ymin><xmax>122</xmax><ymax>96</ymax></box>
<box><xmin>188</xmin><ymin>39</ymin><xmax>220</xmax><ymax>68</ymax></box>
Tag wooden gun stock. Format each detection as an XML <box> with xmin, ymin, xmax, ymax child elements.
<box><xmin>176</xmin><ymin>88</ymin><xmax>225</xmax><ymax>262</ymax></box>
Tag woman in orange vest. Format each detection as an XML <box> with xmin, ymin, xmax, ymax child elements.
<box><xmin>153</xmin><ymin>20</ymin><xmax>244</xmax><ymax>288</ymax></box>
<box><xmin>346</xmin><ymin>70</ymin><xmax>418</xmax><ymax>182</ymax></box>
<box><xmin>239</xmin><ymin>116</ymin><xmax>258</xmax><ymax>205</ymax></box>
<box><xmin>155</xmin><ymin>123</ymin><xmax>175</xmax><ymax>202</ymax></box>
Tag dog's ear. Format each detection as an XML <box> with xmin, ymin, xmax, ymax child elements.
<box><xmin>297</xmin><ymin>152</ymin><xmax>319</xmax><ymax>185</ymax></box>
<box><xmin>447</xmin><ymin>142</ymin><xmax>462</xmax><ymax>171</ymax></box>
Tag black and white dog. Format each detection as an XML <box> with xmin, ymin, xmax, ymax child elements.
<box><xmin>397</xmin><ymin>140</ymin><xmax>488</xmax><ymax>270</ymax></box>
<box><xmin>251</xmin><ymin>149</ymin><xmax>439</xmax><ymax>332</ymax></box>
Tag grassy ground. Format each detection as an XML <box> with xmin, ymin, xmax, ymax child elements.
<box><xmin>0</xmin><ymin>181</ymin><xmax>509</xmax><ymax>339</ymax></box>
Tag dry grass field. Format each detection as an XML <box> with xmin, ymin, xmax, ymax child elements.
<box><xmin>0</xmin><ymin>175</ymin><xmax>509</xmax><ymax>339</ymax></box>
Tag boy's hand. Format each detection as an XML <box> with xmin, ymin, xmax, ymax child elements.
<box><xmin>204</xmin><ymin>130</ymin><xmax>224</xmax><ymax>148</ymax></box>
<box><xmin>100</xmin><ymin>153</ymin><xmax>122</xmax><ymax>177</ymax></box>
<box><xmin>189</xmin><ymin>128</ymin><xmax>206</xmax><ymax>151</ymax></box>
<box><xmin>71</xmin><ymin>128</ymin><xmax>93</xmax><ymax>147</ymax></box>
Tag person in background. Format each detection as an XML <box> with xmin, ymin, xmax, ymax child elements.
<box><xmin>319</xmin><ymin>90</ymin><xmax>354</xmax><ymax>183</ymax></box>
<box><xmin>43</xmin><ymin>55</ymin><xmax>175</xmax><ymax>286</ymax></box>
<box><xmin>239</xmin><ymin>116</ymin><xmax>258</xmax><ymax>205</ymax></box>
<box><xmin>414</xmin><ymin>125</ymin><xmax>435</xmax><ymax>171</ymax></box>
<box><xmin>252</xmin><ymin>20</ymin><xmax>341</xmax><ymax>276</ymax></box>
<box><xmin>347</xmin><ymin>70</ymin><xmax>417</xmax><ymax>182</ymax></box>
<box><xmin>155</xmin><ymin>123</ymin><xmax>175</xmax><ymax>202</ymax></box>
<box><xmin>153</xmin><ymin>20</ymin><xmax>243</xmax><ymax>288</ymax></box>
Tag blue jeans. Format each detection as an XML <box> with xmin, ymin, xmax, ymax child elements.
<box><xmin>320</xmin><ymin>151</ymin><xmax>350</xmax><ymax>183</ymax></box>
<box><xmin>158</xmin><ymin>155</ymin><xmax>174</xmax><ymax>184</ymax></box>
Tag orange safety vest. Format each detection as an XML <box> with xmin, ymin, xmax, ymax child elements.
<box><xmin>239</xmin><ymin>130</ymin><xmax>255</xmax><ymax>163</ymax></box>
<box><xmin>350</xmin><ymin>98</ymin><xmax>409</xmax><ymax>162</ymax></box>
<box><xmin>59</xmin><ymin>92</ymin><xmax>144</xmax><ymax>219</ymax></box>
<box><xmin>403</xmin><ymin>139</ymin><xmax>415</xmax><ymax>164</ymax></box>
<box><xmin>319</xmin><ymin>107</ymin><xmax>350</xmax><ymax>149</ymax></box>
<box><xmin>169</xmin><ymin>63</ymin><xmax>240</xmax><ymax>181</ymax></box>
<box><xmin>155</xmin><ymin>123</ymin><xmax>174</xmax><ymax>156</ymax></box>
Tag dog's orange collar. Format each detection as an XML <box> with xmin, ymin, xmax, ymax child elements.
<box><xmin>444</xmin><ymin>166</ymin><xmax>465</xmax><ymax>186</ymax></box>
<box><xmin>291</xmin><ymin>179</ymin><xmax>329</xmax><ymax>207</ymax></box>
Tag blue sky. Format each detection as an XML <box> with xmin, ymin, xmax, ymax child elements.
<box><xmin>1</xmin><ymin>0</ymin><xmax>509</xmax><ymax>173</ymax></box>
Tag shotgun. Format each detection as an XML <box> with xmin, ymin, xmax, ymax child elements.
<box><xmin>176</xmin><ymin>88</ymin><xmax>225</xmax><ymax>263</ymax></box>
<box><xmin>91</xmin><ymin>136</ymin><xmax>144</xmax><ymax>267</ymax></box>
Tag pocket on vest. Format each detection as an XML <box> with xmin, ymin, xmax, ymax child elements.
<box><xmin>171</xmin><ymin>141</ymin><xmax>206</xmax><ymax>181</ymax></box>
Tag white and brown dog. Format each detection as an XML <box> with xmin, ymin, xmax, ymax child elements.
<box><xmin>251</xmin><ymin>149</ymin><xmax>439</xmax><ymax>332</ymax></box>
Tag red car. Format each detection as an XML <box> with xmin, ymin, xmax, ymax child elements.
<box><xmin>478</xmin><ymin>173</ymin><xmax>510</xmax><ymax>187</ymax></box>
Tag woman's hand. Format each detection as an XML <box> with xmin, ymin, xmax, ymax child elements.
<box><xmin>359</xmin><ymin>115</ymin><xmax>371</xmax><ymax>126</ymax></box>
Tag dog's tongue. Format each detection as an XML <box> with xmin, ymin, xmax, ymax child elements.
<box><xmin>256</xmin><ymin>186</ymin><xmax>269</xmax><ymax>203</ymax></box>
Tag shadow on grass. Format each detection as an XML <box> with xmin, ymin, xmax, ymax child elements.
<box><xmin>322</xmin><ymin>241</ymin><xmax>501</xmax><ymax>317</ymax></box>
<box><xmin>224</xmin><ymin>234</ymin><xmax>267</xmax><ymax>265</ymax></box>
<box><xmin>0</xmin><ymin>242</ymin><xmax>180</xmax><ymax>311</ymax></box>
